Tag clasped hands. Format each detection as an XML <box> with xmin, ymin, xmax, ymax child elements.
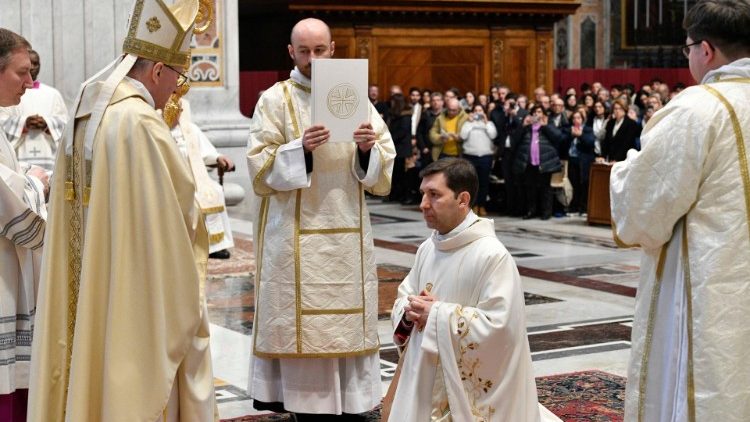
<box><xmin>302</xmin><ymin>122</ymin><xmax>376</xmax><ymax>153</ymax></box>
<box><xmin>24</xmin><ymin>115</ymin><xmax>48</xmax><ymax>132</ymax></box>
<box><xmin>404</xmin><ymin>290</ymin><xmax>437</xmax><ymax>332</ymax></box>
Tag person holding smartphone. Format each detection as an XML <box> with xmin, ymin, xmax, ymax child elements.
<box><xmin>460</xmin><ymin>104</ymin><xmax>497</xmax><ymax>216</ymax></box>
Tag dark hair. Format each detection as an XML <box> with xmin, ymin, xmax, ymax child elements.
<box><xmin>684</xmin><ymin>0</ymin><xmax>750</xmax><ymax>59</ymax></box>
<box><xmin>447</xmin><ymin>87</ymin><xmax>461</xmax><ymax>97</ymax></box>
<box><xmin>388</xmin><ymin>93</ymin><xmax>411</xmax><ymax>118</ymax></box>
<box><xmin>472</xmin><ymin>103</ymin><xmax>486</xmax><ymax>114</ymax></box>
<box><xmin>580</xmin><ymin>82</ymin><xmax>591</xmax><ymax>92</ymax></box>
<box><xmin>0</xmin><ymin>28</ymin><xmax>30</xmax><ymax>71</ymax></box>
<box><xmin>409</xmin><ymin>86</ymin><xmax>421</xmax><ymax>95</ymax></box>
<box><xmin>530</xmin><ymin>104</ymin><xmax>545</xmax><ymax>116</ymax></box>
<box><xmin>419</xmin><ymin>158</ymin><xmax>478</xmax><ymax>201</ymax></box>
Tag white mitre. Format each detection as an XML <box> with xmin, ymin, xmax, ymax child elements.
<box><xmin>122</xmin><ymin>0</ymin><xmax>198</xmax><ymax>68</ymax></box>
<box><xmin>62</xmin><ymin>0</ymin><xmax>199</xmax><ymax>166</ymax></box>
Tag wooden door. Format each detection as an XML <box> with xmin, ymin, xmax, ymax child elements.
<box><xmin>377</xmin><ymin>46</ymin><xmax>484</xmax><ymax>96</ymax></box>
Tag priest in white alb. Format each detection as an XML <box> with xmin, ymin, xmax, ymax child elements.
<box><xmin>168</xmin><ymin>98</ymin><xmax>235</xmax><ymax>258</ymax></box>
<box><xmin>27</xmin><ymin>1</ymin><xmax>217</xmax><ymax>421</ymax></box>
<box><xmin>388</xmin><ymin>158</ymin><xmax>560</xmax><ymax>422</ymax></box>
<box><xmin>610</xmin><ymin>1</ymin><xmax>750</xmax><ymax>421</ymax></box>
<box><xmin>0</xmin><ymin>28</ymin><xmax>48</xmax><ymax>422</ymax></box>
<box><xmin>0</xmin><ymin>49</ymin><xmax>67</xmax><ymax>172</ymax></box>
<box><xmin>246</xmin><ymin>17</ymin><xmax>395</xmax><ymax>419</ymax></box>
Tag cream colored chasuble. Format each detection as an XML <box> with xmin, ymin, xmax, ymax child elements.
<box><xmin>28</xmin><ymin>79</ymin><xmax>216</xmax><ymax>422</ymax></box>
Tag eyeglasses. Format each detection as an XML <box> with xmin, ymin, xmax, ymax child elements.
<box><xmin>164</xmin><ymin>64</ymin><xmax>190</xmax><ymax>87</ymax></box>
<box><xmin>681</xmin><ymin>40</ymin><xmax>703</xmax><ymax>58</ymax></box>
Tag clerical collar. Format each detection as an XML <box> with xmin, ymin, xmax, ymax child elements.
<box><xmin>123</xmin><ymin>76</ymin><xmax>155</xmax><ymax>109</ymax></box>
<box><xmin>435</xmin><ymin>211</ymin><xmax>478</xmax><ymax>241</ymax></box>
<box><xmin>290</xmin><ymin>67</ymin><xmax>311</xmax><ymax>88</ymax></box>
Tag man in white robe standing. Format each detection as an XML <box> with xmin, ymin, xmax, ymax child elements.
<box><xmin>246</xmin><ymin>17</ymin><xmax>395</xmax><ymax>420</ymax></box>
<box><xmin>610</xmin><ymin>1</ymin><xmax>750</xmax><ymax>420</ymax></box>
<box><xmin>0</xmin><ymin>50</ymin><xmax>67</xmax><ymax>172</ymax></box>
<box><xmin>0</xmin><ymin>28</ymin><xmax>48</xmax><ymax>422</ymax></box>
<box><xmin>169</xmin><ymin>98</ymin><xmax>235</xmax><ymax>259</ymax></box>
<box><xmin>388</xmin><ymin>158</ymin><xmax>559</xmax><ymax>422</ymax></box>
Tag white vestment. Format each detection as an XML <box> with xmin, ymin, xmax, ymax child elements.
<box><xmin>611</xmin><ymin>58</ymin><xmax>750</xmax><ymax>421</ymax></box>
<box><xmin>171</xmin><ymin>119</ymin><xmax>234</xmax><ymax>254</ymax></box>
<box><xmin>0</xmin><ymin>127</ymin><xmax>46</xmax><ymax>394</ymax></box>
<box><xmin>390</xmin><ymin>214</ymin><xmax>560</xmax><ymax>422</ymax></box>
<box><xmin>246</xmin><ymin>67</ymin><xmax>395</xmax><ymax>414</ymax></box>
<box><xmin>0</xmin><ymin>83</ymin><xmax>68</xmax><ymax>171</ymax></box>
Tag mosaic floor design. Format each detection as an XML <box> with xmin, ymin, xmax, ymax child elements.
<box><xmin>495</xmin><ymin>225</ymin><xmax>618</xmax><ymax>249</ymax></box>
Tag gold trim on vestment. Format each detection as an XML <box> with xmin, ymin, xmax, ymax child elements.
<box><xmin>208</xmin><ymin>232</ymin><xmax>224</xmax><ymax>244</ymax></box>
<box><xmin>358</xmin><ymin>187</ymin><xmax>367</xmax><ymax>344</ymax></box>
<box><xmin>252</xmin><ymin>196</ymin><xmax>270</xmax><ymax>355</ymax></box>
<box><xmin>682</xmin><ymin>222</ymin><xmax>696</xmax><ymax>422</ymax></box>
<box><xmin>702</xmin><ymin>84</ymin><xmax>750</xmax><ymax>244</ymax></box>
<box><xmin>283</xmin><ymin>81</ymin><xmax>302</xmax><ymax>140</ymax></box>
<box><xmin>202</xmin><ymin>205</ymin><xmax>225</xmax><ymax>214</ymax></box>
<box><xmin>300</xmin><ymin>307</ymin><xmax>364</xmax><ymax>315</ymax></box>
<box><xmin>637</xmin><ymin>243</ymin><xmax>669</xmax><ymax>422</ymax></box>
<box><xmin>252</xmin><ymin>150</ymin><xmax>277</xmax><ymax>198</ymax></box>
<box><xmin>253</xmin><ymin>345</ymin><xmax>380</xmax><ymax>359</ymax></box>
<box><xmin>122</xmin><ymin>38</ymin><xmax>191</xmax><ymax>70</ymax></box>
<box><xmin>289</xmin><ymin>79</ymin><xmax>311</xmax><ymax>94</ymax></box>
<box><xmin>712</xmin><ymin>78</ymin><xmax>750</xmax><ymax>84</ymax></box>
<box><xmin>64</xmin><ymin>122</ymin><xmax>85</xmax><ymax>415</ymax></box>
<box><xmin>294</xmin><ymin>189</ymin><xmax>302</xmax><ymax>353</ymax></box>
<box><xmin>299</xmin><ymin>227</ymin><xmax>360</xmax><ymax>235</ymax></box>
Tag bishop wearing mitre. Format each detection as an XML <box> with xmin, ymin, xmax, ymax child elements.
<box><xmin>28</xmin><ymin>0</ymin><xmax>218</xmax><ymax>421</ymax></box>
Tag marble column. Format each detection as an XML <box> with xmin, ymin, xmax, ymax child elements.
<box><xmin>1</xmin><ymin>0</ymin><xmax>250</xmax><ymax>204</ymax></box>
<box><xmin>184</xmin><ymin>0</ymin><xmax>250</xmax><ymax>204</ymax></box>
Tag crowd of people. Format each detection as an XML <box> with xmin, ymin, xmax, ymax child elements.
<box><xmin>373</xmin><ymin>77</ymin><xmax>686</xmax><ymax>219</ymax></box>
<box><xmin>2</xmin><ymin>0</ymin><xmax>749</xmax><ymax>420</ymax></box>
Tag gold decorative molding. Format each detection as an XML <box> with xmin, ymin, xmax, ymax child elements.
<box><xmin>491</xmin><ymin>38</ymin><xmax>504</xmax><ymax>84</ymax></box>
<box><xmin>537</xmin><ymin>39</ymin><xmax>547</xmax><ymax>86</ymax></box>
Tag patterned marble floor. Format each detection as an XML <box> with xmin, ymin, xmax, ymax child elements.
<box><xmin>210</xmin><ymin>199</ymin><xmax>641</xmax><ymax>419</ymax></box>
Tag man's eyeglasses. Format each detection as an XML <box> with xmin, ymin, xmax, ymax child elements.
<box><xmin>681</xmin><ymin>40</ymin><xmax>706</xmax><ymax>59</ymax></box>
<box><xmin>164</xmin><ymin>64</ymin><xmax>190</xmax><ymax>87</ymax></box>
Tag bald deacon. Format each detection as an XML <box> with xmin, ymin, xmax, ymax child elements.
<box><xmin>246</xmin><ymin>18</ymin><xmax>395</xmax><ymax>420</ymax></box>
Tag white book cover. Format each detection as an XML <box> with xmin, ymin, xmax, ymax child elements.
<box><xmin>311</xmin><ymin>58</ymin><xmax>369</xmax><ymax>143</ymax></box>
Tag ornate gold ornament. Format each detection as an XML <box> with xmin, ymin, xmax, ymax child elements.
<box><xmin>162</xmin><ymin>0</ymin><xmax>213</xmax><ymax>126</ymax></box>
<box><xmin>146</xmin><ymin>16</ymin><xmax>161</xmax><ymax>33</ymax></box>
<box><xmin>194</xmin><ymin>0</ymin><xmax>213</xmax><ymax>34</ymax></box>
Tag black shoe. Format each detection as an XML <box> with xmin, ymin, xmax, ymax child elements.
<box><xmin>209</xmin><ymin>249</ymin><xmax>231</xmax><ymax>259</ymax></box>
<box><xmin>522</xmin><ymin>213</ymin><xmax>535</xmax><ymax>220</ymax></box>
<box><xmin>540</xmin><ymin>214</ymin><xmax>551</xmax><ymax>220</ymax></box>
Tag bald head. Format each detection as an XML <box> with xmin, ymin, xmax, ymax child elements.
<box><xmin>288</xmin><ymin>18</ymin><xmax>335</xmax><ymax>79</ymax></box>
<box><xmin>290</xmin><ymin>18</ymin><xmax>332</xmax><ymax>46</ymax></box>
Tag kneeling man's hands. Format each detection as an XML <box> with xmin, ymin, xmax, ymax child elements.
<box><xmin>405</xmin><ymin>292</ymin><xmax>436</xmax><ymax>332</ymax></box>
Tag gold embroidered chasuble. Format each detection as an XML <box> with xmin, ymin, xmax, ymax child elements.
<box><xmin>389</xmin><ymin>217</ymin><xmax>559</xmax><ymax>422</ymax></box>
<box><xmin>247</xmin><ymin>77</ymin><xmax>395</xmax><ymax>358</ymax></box>
<box><xmin>28</xmin><ymin>80</ymin><xmax>216</xmax><ymax>422</ymax></box>
<box><xmin>610</xmin><ymin>60</ymin><xmax>750</xmax><ymax>421</ymax></box>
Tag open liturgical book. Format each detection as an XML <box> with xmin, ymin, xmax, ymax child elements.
<box><xmin>311</xmin><ymin>58</ymin><xmax>369</xmax><ymax>143</ymax></box>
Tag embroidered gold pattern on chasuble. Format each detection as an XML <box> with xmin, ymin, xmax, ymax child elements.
<box><xmin>454</xmin><ymin>306</ymin><xmax>496</xmax><ymax>421</ymax></box>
